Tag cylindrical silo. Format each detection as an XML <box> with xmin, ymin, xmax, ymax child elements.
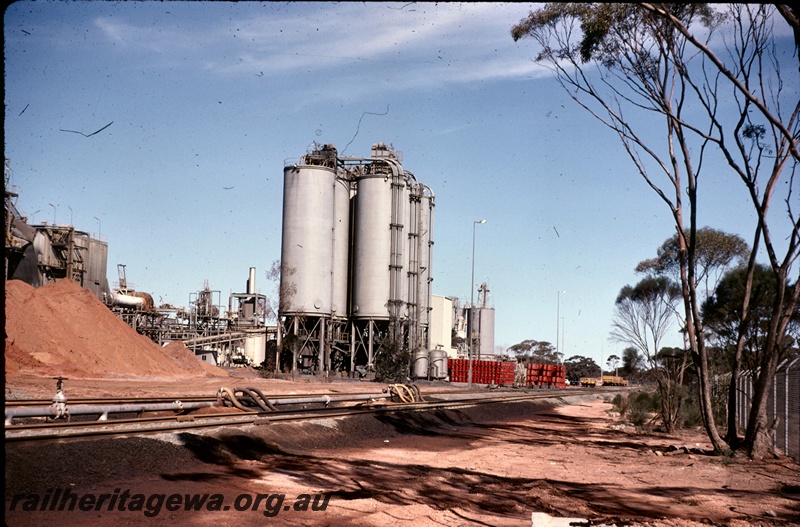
<box><xmin>280</xmin><ymin>164</ymin><xmax>335</xmax><ymax>315</ymax></box>
<box><xmin>331</xmin><ymin>176</ymin><xmax>350</xmax><ymax>318</ymax></box>
<box><xmin>244</xmin><ymin>333</ymin><xmax>266</xmax><ymax>366</ymax></box>
<box><xmin>477</xmin><ymin>306</ymin><xmax>495</xmax><ymax>358</ymax></box>
<box><xmin>351</xmin><ymin>168</ymin><xmax>400</xmax><ymax>320</ymax></box>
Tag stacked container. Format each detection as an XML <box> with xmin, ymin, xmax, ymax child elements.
<box><xmin>525</xmin><ymin>363</ymin><xmax>567</xmax><ymax>388</ymax></box>
<box><xmin>449</xmin><ymin>359</ymin><xmax>518</xmax><ymax>385</ymax></box>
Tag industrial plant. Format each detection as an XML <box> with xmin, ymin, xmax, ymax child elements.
<box><xmin>4</xmin><ymin>144</ymin><xmax>497</xmax><ymax>380</ymax></box>
<box><xmin>278</xmin><ymin>142</ymin><xmax>436</xmax><ymax>376</ymax></box>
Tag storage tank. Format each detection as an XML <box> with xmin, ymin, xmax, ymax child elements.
<box><xmin>477</xmin><ymin>306</ymin><xmax>495</xmax><ymax>358</ymax></box>
<box><xmin>412</xmin><ymin>349</ymin><xmax>429</xmax><ymax>379</ymax></box>
<box><xmin>331</xmin><ymin>176</ymin><xmax>350</xmax><ymax>318</ymax></box>
<box><xmin>280</xmin><ymin>164</ymin><xmax>335</xmax><ymax>315</ymax></box>
<box><xmin>351</xmin><ymin>167</ymin><xmax>404</xmax><ymax>319</ymax></box>
<box><xmin>429</xmin><ymin>349</ymin><xmax>448</xmax><ymax>379</ymax></box>
<box><xmin>244</xmin><ymin>333</ymin><xmax>266</xmax><ymax>366</ymax></box>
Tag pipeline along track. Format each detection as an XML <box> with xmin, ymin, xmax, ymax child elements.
<box><xmin>5</xmin><ymin>388</ymin><xmax>599</xmax><ymax>443</ymax></box>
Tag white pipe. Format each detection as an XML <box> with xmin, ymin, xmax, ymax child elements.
<box><xmin>5</xmin><ymin>401</ymin><xmax>219</xmax><ymax>425</ymax></box>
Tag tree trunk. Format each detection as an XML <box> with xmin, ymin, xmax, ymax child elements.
<box><xmin>677</xmin><ymin>215</ymin><xmax>730</xmax><ymax>454</ymax></box>
<box><xmin>727</xmin><ymin>224</ymin><xmax>762</xmax><ymax>448</ymax></box>
<box><xmin>743</xmin><ymin>269</ymin><xmax>788</xmax><ymax>459</ymax></box>
<box><xmin>744</xmin><ymin>357</ymin><xmax>778</xmax><ymax>459</ymax></box>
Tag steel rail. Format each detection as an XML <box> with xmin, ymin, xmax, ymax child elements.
<box><xmin>5</xmin><ymin>390</ymin><xmax>597</xmax><ymax>443</ymax></box>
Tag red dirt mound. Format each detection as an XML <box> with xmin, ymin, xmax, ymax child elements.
<box><xmin>4</xmin><ymin>279</ymin><xmax>227</xmax><ymax>379</ymax></box>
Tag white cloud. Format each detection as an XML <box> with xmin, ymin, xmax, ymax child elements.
<box><xmin>87</xmin><ymin>2</ymin><xmax>546</xmax><ymax>100</ymax></box>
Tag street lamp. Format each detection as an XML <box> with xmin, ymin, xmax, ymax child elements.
<box><xmin>93</xmin><ymin>216</ymin><xmax>101</xmax><ymax>238</ymax></box>
<box><xmin>556</xmin><ymin>290</ymin><xmax>566</xmax><ymax>360</ymax></box>
<box><xmin>49</xmin><ymin>203</ymin><xmax>56</xmax><ymax>225</ymax></box>
<box><xmin>468</xmin><ymin>219</ymin><xmax>487</xmax><ymax>387</ymax></box>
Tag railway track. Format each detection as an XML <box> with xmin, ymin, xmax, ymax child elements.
<box><xmin>5</xmin><ymin>388</ymin><xmax>599</xmax><ymax>443</ymax></box>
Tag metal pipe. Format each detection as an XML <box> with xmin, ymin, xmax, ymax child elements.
<box><xmin>267</xmin><ymin>393</ymin><xmax>390</xmax><ymax>406</ymax></box>
<box><xmin>248</xmin><ymin>266</ymin><xmax>256</xmax><ymax>295</ymax></box>
<box><xmin>5</xmin><ymin>401</ymin><xmax>219</xmax><ymax>425</ymax></box>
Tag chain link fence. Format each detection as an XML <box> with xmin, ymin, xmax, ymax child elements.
<box><xmin>736</xmin><ymin>357</ymin><xmax>800</xmax><ymax>461</ymax></box>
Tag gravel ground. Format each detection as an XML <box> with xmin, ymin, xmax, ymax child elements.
<box><xmin>6</xmin><ymin>393</ymin><xmax>799</xmax><ymax>527</ymax></box>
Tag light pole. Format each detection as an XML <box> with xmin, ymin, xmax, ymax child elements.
<box><xmin>468</xmin><ymin>219</ymin><xmax>487</xmax><ymax>387</ymax></box>
<box><xmin>93</xmin><ymin>216</ymin><xmax>101</xmax><ymax>238</ymax></box>
<box><xmin>49</xmin><ymin>203</ymin><xmax>56</xmax><ymax>225</ymax></box>
<box><xmin>556</xmin><ymin>290</ymin><xmax>566</xmax><ymax>360</ymax></box>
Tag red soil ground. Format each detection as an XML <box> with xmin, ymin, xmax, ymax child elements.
<box><xmin>4</xmin><ymin>279</ymin><xmax>799</xmax><ymax>526</ymax></box>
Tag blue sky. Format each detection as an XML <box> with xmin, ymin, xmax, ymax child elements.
<box><xmin>5</xmin><ymin>2</ymin><xmax>795</xmax><ymax>367</ymax></box>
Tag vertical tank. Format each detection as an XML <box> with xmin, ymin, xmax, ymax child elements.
<box><xmin>247</xmin><ymin>266</ymin><xmax>256</xmax><ymax>294</ymax></box>
<box><xmin>412</xmin><ymin>349</ymin><xmax>429</xmax><ymax>379</ymax></box>
<box><xmin>477</xmin><ymin>307</ymin><xmax>495</xmax><ymax>358</ymax></box>
<box><xmin>331</xmin><ymin>176</ymin><xmax>350</xmax><ymax>318</ymax></box>
<box><xmin>476</xmin><ymin>283</ymin><xmax>494</xmax><ymax>357</ymax></box>
<box><xmin>280</xmin><ymin>164</ymin><xmax>335</xmax><ymax>315</ymax></box>
<box><xmin>352</xmin><ymin>172</ymin><xmax>393</xmax><ymax>319</ymax></box>
<box><xmin>244</xmin><ymin>334</ymin><xmax>266</xmax><ymax>365</ymax></box>
<box><xmin>417</xmin><ymin>190</ymin><xmax>434</xmax><ymax>328</ymax></box>
<box><xmin>429</xmin><ymin>349</ymin><xmax>448</xmax><ymax>379</ymax></box>
<box><xmin>351</xmin><ymin>145</ymin><xmax>406</xmax><ymax>321</ymax></box>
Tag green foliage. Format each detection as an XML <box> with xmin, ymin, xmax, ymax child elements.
<box><xmin>635</xmin><ymin>227</ymin><xmax>749</xmax><ymax>290</ymax></box>
<box><xmin>656</xmin><ymin>346</ymin><xmax>688</xmax><ymax>369</ymax></box>
<box><xmin>508</xmin><ymin>339</ymin><xmax>560</xmax><ymax>364</ymax></box>
<box><xmin>621</xmin><ymin>346</ymin><xmax>643</xmax><ymax>375</ymax></box>
<box><xmin>702</xmin><ymin>263</ymin><xmax>798</xmax><ymax>367</ymax></box>
<box><xmin>611</xmin><ymin>391</ymin><xmax>658</xmax><ymax>429</ymax></box>
<box><xmin>610</xmin><ymin>393</ymin><xmax>629</xmax><ymax>417</ymax></box>
<box><xmin>616</xmin><ymin>275</ymin><xmax>681</xmax><ymax>305</ymax></box>
<box><xmin>621</xmin><ymin>383</ymin><xmax>706</xmax><ymax>431</ymax></box>
<box><xmin>563</xmin><ymin>354</ymin><xmax>599</xmax><ymax>379</ymax></box>
<box><xmin>606</xmin><ymin>354</ymin><xmax>621</xmax><ymax>371</ymax></box>
<box><xmin>374</xmin><ymin>339</ymin><xmax>409</xmax><ymax>383</ymax></box>
<box><xmin>512</xmin><ymin>3</ymin><xmax>719</xmax><ymax>64</ymax></box>
<box><xmin>677</xmin><ymin>384</ymin><xmax>703</xmax><ymax>428</ymax></box>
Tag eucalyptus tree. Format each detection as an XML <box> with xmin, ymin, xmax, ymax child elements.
<box><xmin>605</xmin><ymin>354</ymin><xmax>621</xmax><ymax>375</ymax></box>
<box><xmin>563</xmin><ymin>354</ymin><xmax>600</xmax><ymax>379</ymax></box>
<box><xmin>513</xmin><ymin>3</ymin><xmax>799</xmax><ymax>458</ymax></box>
<box><xmin>508</xmin><ymin>339</ymin><xmax>560</xmax><ymax>364</ymax></box>
<box><xmin>621</xmin><ymin>346</ymin><xmax>644</xmax><ymax>375</ymax></box>
<box><xmin>636</xmin><ymin>227</ymin><xmax>749</xmax><ymax>298</ymax></box>
<box><xmin>611</xmin><ymin>276</ymin><xmax>685</xmax><ymax>432</ymax></box>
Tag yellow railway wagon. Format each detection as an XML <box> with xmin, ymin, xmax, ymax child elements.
<box><xmin>601</xmin><ymin>375</ymin><xmax>628</xmax><ymax>386</ymax></box>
